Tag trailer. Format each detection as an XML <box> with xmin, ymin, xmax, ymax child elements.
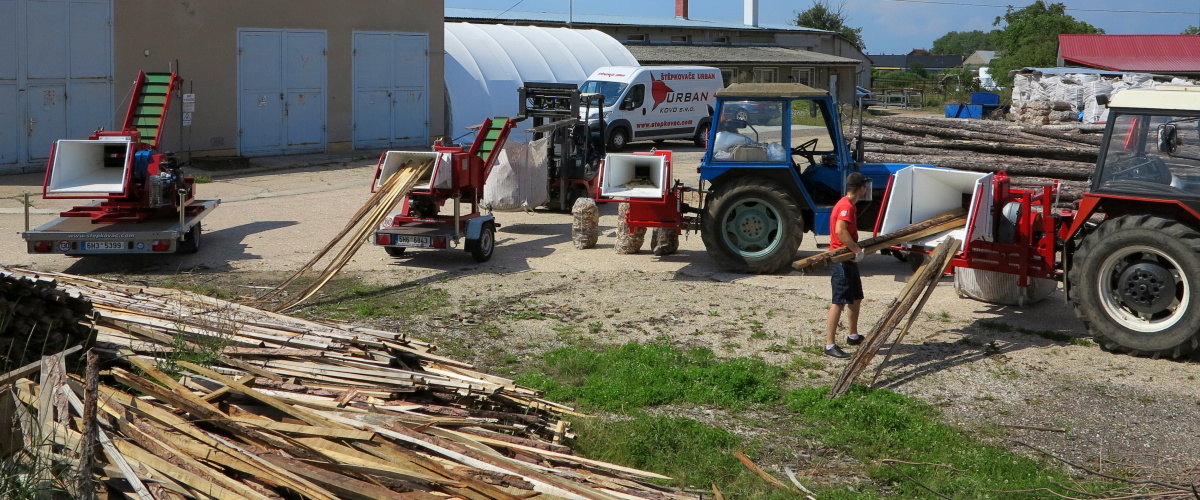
<box><xmin>22</xmin><ymin>71</ymin><xmax>215</xmax><ymax>255</ymax></box>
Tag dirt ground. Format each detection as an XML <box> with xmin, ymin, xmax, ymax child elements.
<box><xmin>2</xmin><ymin>131</ymin><xmax>1199</xmax><ymax>489</ymax></box>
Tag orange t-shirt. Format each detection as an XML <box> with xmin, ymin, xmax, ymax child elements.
<box><xmin>828</xmin><ymin>196</ymin><xmax>857</xmax><ymax>251</ymax></box>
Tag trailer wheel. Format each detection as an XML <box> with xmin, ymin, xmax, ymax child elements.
<box><xmin>384</xmin><ymin>247</ymin><xmax>406</xmax><ymax>257</ymax></box>
<box><xmin>176</xmin><ymin>223</ymin><xmax>201</xmax><ymax>254</ymax></box>
<box><xmin>468</xmin><ymin>222</ymin><xmax>495</xmax><ymax>262</ymax></box>
<box><xmin>701</xmin><ymin>177</ymin><xmax>803</xmax><ymax>273</ymax></box>
<box><xmin>1068</xmin><ymin>214</ymin><xmax>1200</xmax><ymax>358</ymax></box>
<box><xmin>608</xmin><ymin>127</ymin><xmax>629</xmax><ymax>152</ymax></box>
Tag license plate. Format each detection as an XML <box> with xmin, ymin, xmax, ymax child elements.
<box><xmin>81</xmin><ymin>241</ymin><xmax>126</xmax><ymax>251</ymax></box>
<box><xmin>393</xmin><ymin>235</ymin><xmax>432</xmax><ymax>248</ymax></box>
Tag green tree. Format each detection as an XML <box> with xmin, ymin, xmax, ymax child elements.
<box><xmin>794</xmin><ymin>0</ymin><xmax>865</xmax><ymax>51</ymax></box>
<box><xmin>1184</xmin><ymin>26</ymin><xmax>1200</xmax><ymax>35</ymax></box>
<box><xmin>931</xmin><ymin>30</ymin><xmax>1000</xmax><ymax>55</ymax></box>
<box><xmin>989</xmin><ymin>1</ymin><xmax>1103</xmax><ymax>85</ymax></box>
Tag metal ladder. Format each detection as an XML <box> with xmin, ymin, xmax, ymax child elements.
<box><xmin>121</xmin><ymin>71</ymin><xmax>182</xmax><ymax>149</ymax></box>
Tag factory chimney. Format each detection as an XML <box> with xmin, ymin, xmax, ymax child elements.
<box><xmin>744</xmin><ymin>0</ymin><xmax>759</xmax><ymax>27</ymax></box>
<box><xmin>675</xmin><ymin>0</ymin><xmax>688</xmax><ymax>19</ymax></box>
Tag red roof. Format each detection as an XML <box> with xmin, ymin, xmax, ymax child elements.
<box><xmin>1059</xmin><ymin>34</ymin><xmax>1200</xmax><ymax>73</ymax></box>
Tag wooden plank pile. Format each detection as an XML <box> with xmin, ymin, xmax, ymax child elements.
<box><xmin>861</xmin><ymin>116</ymin><xmax>1101</xmax><ymax>202</ymax></box>
<box><xmin>0</xmin><ymin>270</ymin><xmax>95</xmax><ymax>369</ymax></box>
<box><xmin>0</xmin><ymin>266</ymin><xmax>692</xmax><ymax>499</ymax></box>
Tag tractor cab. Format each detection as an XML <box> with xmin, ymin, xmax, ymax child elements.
<box><xmin>1093</xmin><ymin>92</ymin><xmax>1200</xmax><ymax>199</ymax></box>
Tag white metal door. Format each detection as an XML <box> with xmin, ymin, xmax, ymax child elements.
<box><xmin>352</xmin><ymin>32</ymin><xmax>428</xmax><ymax>149</ymax></box>
<box><xmin>238</xmin><ymin>29</ymin><xmax>326</xmax><ymax>156</ymax></box>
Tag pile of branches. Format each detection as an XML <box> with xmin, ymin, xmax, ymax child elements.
<box><xmin>0</xmin><ymin>266</ymin><xmax>691</xmax><ymax>500</ymax></box>
<box><xmin>861</xmin><ymin>116</ymin><xmax>1105</xmax><ymax>202</ymax></box>
<box><xmin>0</xmin><ymin>271</ymin><xmax>95</xmax><ymax>369</ymax></box>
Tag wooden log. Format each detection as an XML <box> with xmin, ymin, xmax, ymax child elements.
<box><xmin>865</xmin><ymin>133</ymin><xmax>1096</xmax><ymax>163</ymax></box>
<box><xmin>866</xmin><ymin>120</ymin><xmax>1047</xmax><ymax>145</ymax></box>
<box><xmin>1019</xmin><ymin>126</ymin><xmax>1102</xmax><ymax>146</ymax></box>
<box><xmin>862</xmin><ymin>145</ymin><xmax>1095</xmax><ymax>181</ymax></box>
<box><xmin>792</xmin><ymin>209</ymin><xmax>966</xmax><ymax>272</ymax></box>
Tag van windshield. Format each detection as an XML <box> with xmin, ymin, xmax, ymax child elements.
<box><xmin>580</xmin><ymin>80</ymin><xmax>627</xmax><ymax>108</ymax></box>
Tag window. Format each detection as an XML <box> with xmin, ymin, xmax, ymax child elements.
<box><xmin>752</xmin><ymin>67</ymin><xmax>777</xmax><ymax>83</ymax></box>
<box><xmin>713</xmin><ymin>36</ymin><xmax>730</xmax><ymax>44</ymax></box>
<box><xmin>625</xmin><ymin>84</ymin><xmax>645</xmax><ymax>109</ymax></box>
<box><xmin>713</xmin><ymin>100</ymin><xmax>785</xmax><ymax>162</ymax></box>
<box><xmin>719</xmin><ymin>68</ymin><xmax>735</xmax><ymax>87</ymax></box>
<box><xmin>1098</xmin><ymin>113</ymin><xmax>1200</xmax><ymax>196</ymax></box>
<box><xmin>626</xmin><ymin>34</ymin><xmax>647</xmax><ymax>42</ymax></box>
<box><xmin>580</xmin><ymin>80</ymin><xmax>628</xmax><ymax>108</ymax></box>
<box><xmin>670</xmin><ymin>35</ymin><xmax>691</xmax><ymax>44</ymax></box>
<box><xmin>791</xmin><ymin>68</ymin><xmax>813</xmax><ymax>86</ymax></box>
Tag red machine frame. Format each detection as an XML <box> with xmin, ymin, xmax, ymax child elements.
<box><xmin>596</xmin><ymin>150</ymin><xmax>698</xmax><ymax>234</ymax></box>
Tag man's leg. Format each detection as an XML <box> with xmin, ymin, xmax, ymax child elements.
<box><xmin>846</xmin><ymin>300</ymin><xmax>861</xmax><ymax>337</ymax></box>
<box><xmin>825</xmin><ymin>303</ymin><xmax>845</xmax><ymax>347</ymax></box>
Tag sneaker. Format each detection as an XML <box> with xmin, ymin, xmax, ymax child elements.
<box><xmin>824</xmin><ymin>344</ymin><xmax>849</xmax><ymax>358</ymax></box>
<box><xmin>847</xmin><ymin>334</ymin><xmax>864</xmax><ymax>346</ymax></box>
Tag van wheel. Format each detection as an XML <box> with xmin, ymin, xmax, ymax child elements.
<box><xmin>693</xmin><ymin>123</ymin><xmax>710</xmax><ymax>148</ymax></box>
<box><xmin>608</xmin><ymin>127</ymin><xmax>629</xmax><ymax>152</ymax></box>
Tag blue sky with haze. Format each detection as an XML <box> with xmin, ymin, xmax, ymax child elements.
<box><xmin>446</xmin><ymin>1</ymin><xmax>1200</xmax><ymax>55</ymax></box>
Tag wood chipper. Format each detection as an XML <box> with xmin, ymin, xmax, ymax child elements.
<box><xmin>22</xmin><ymin>71</ymin><xmax>218</xmax><ymax>255</ymax></box>
<box><xmin>371</xmin><ymin>117</ymin><xmax>515</xmax><ymax>262</ymax></box>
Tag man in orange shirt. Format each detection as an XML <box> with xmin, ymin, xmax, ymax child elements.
<box><xmin>823</xmin><ymin>172</ymin><xmax>869</xmax><ymax>358</ymax></box>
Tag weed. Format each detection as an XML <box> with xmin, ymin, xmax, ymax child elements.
<box><xmin>588</xmin><ymin>321</ymin><xmax>604</xmax><ymax>334</ymax></box>
<box><xmin>763</xmin><ymin>343</ymin><xmax>789</xmax><ymax>353</ymax></box>
<box><xmin>721</xmin><ymin>342</ymin><xmax>741</xmax><ymax>352</ymax></box>
<box><xmin>750</xmin><ymin>331</ymin><xmax>768</xmax><ymax>340</ymax></box>
<box><xmin>992</xmin><ymin>366</ymin><xmax>1020</xmax><ymax>380</ymax></box>
<box><xmin>298</xmin><ymin>280</ymin><xmax>450</xmax><ymax>320</ymax></box>
<box><xmin>514</xmin><ymin>342</ymin><xmax>786</xmax><ymax>411</ymax></box>
<box><xmin>788</xmin><ymin>355</ymin><xmax>825</xmax><ymax>371</ymax></box>
<box><xmin>553</xmin><ymin>324</ymin><xmax>583</xmax><ymax>336</ymax></box>
<box><xmin>707</xmin><ymin>310</ymin><xmax>721</xmax><ymax>317</ymax></box>
<box><xmin>154</xmin><ymin>296</ymin><xmax>234</xmax><ymax>378</ymax></box>
<box><xmin>1136</xmin><ymin>395</ymin><xmax>1157</xmax><ymax>405</ymax></box>
<box><xmin>193</xmin><ymin>174</ymin><xmax>213</xmax><ymax>184</ymax></box>
<box><xmin>508</xmin><ymin>310</ymin><xmax>548</xmax><ymax>321</ymax></box>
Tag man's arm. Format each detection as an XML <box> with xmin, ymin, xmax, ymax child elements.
<box><xmin>834</xmin><ymin>220</ymin><xmax>862</xmax><ymax>254</ymax></box>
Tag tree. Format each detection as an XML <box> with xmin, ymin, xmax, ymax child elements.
<box><xmin>931</xmin><ymin>30</ymin><xmax>1000</xmax><ymax>55</ymax></box>
<box><xmin>988</xmin><ymin>1</ymin><xmax>1103</xmax><ymax>86</ymax></box>
<box><xmin>1184</xmin><ymin>26</ymin><xmax>1200</xmax><ymax>35</ymax></box>
<box><xmin>794</xmin><ymin>0</ymin><xmax>865</xmax><ymax>51</ymax></box>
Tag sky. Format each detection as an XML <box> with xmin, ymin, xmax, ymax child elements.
<box><xmin>444</xmin><ymin>0</ymin><xmax>1200</xmax><ymax>55</ymax></box>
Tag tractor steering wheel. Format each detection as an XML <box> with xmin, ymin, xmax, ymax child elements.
<box><xmin>1110</xmin><ymin>155</ymin><xmax>1173</xmax><ymax>185</ymax></box>
<box><xmin>791</xmin><ymin>138</ymin><xmax>819</xmax><ymax>164</ymax></box>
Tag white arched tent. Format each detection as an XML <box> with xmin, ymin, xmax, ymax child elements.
<box><xmin>443</xmin><ymin>23</ymin><xmax>638</xmax><ymax>142</ymax></box>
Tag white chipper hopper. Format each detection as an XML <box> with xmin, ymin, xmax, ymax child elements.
<box><xmin>880</xmin><ymin>166</ymin><xmax>1056</xmax><ymax>306</ymax></box>
<box><xmin>43</xmin><ymin>137</ymin><xmax>136</xmax><ymax>199</ymax></box>
<box><xmin>372</xmin><ymin>151</ymin><xmax>452</xmax><ymax>193</ymax></box>
<box><xmin>599</xmin><ymin>153</ymin><xmax>669</xmax><ymax>200</ymax></box>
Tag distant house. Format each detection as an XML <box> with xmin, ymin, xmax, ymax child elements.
<box><xmin>963</xmin><ymin>50</ymin><xmax>998</xmax><ymax>68</ymax></box>
<box><xmin>867</xmin><ymin>52</ymin><xmax>964</xmax><ymax>74</ymax></box>
<box><xmin>1058</xmin><ymin>34</ymin><xmax>1200</xmax><ymax>78</ymax></box>
<box><xmin>446</xmin><ymin>0</ymin><xmax>873</xmax><ymax>104</ymax></box>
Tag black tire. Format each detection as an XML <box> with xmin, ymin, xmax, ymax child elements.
<box><xmin>176</xmin><ymin>223</ymin><xmax>201</xmax><ymax>254</ymax></box>
<box><xmin>701</xmin><ymin>177</ymin><xmax>804</xmax><ymax>273</ymax></box>
<box><xmin>384</xmin><ymin>246</ymin><xmax>406</xmax><ymax>257</ymax></box>
<box><xmin>693</xmin><ymin>123</ymin><xmax>710</xmax><ymax>148</ymax></box>
<box><xmin>1068</xmin><ymin>214</ymin><xmax>1200</xmax><ymax>358</ymax></box>
<box><xmin>468</xmin><ymin>222</ymin><xmax>496</xmax><ymax>262</ymax></box>
<box><xmin>608</xmin><ymin>127</ymin><xmax>629</xmax><ymax>152</ymax></box>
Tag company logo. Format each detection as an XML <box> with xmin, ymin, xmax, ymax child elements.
<box><xmin>650</xmin><ymin>73</ymin><xmax>712</xmax><ymax>112</ymax></box>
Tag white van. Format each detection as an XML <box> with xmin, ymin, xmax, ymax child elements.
<box><xmin>580</xmin><ymin>66</ymin><xmax>722</xmax><ymax>151</ymax></box>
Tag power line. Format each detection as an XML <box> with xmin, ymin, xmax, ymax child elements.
<box><xmin>493</xmin><ymin>0</ymin><xmax>527</xmax><ymax>19</ymax></box>
<box><xmin>881</xmin><ymin>0</ymin><xmax>1199</xmax><ymax>15</ymax></box>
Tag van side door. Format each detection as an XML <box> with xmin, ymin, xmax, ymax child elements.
<box><xmin>623</xmin><ymin>83</ymin><xmax>649</xmax><ymax>140</ymax></box>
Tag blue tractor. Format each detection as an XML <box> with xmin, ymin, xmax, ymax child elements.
<box><xmin>698</xmin><ymin>83</ymin><xmax>923</xmax><ymax>273</ymax></box>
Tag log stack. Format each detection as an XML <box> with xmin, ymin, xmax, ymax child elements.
<box><xmin>861</xmin><ymin>116</ymin><xmax>1100</xmax><ymax>203</ymax></box>
<box><xmin>0</xmin><ymin>266</ymin><xmax>693</xmax><ymax>499</ymax></box>
<box><xmin>0</xmin><ymin>270</ymin><xmax>94</xmax><ymax>369</ymax></box>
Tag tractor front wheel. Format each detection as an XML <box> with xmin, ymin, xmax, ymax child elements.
<box><xmin>1068</xmin><ymin>214</ymin><xmax>1200</xmax><ymax>358</ymax></box>
<box><xmin>701</xmin><ymin>177</ymin><xmax>804</xmax><ymax>273</ymax></box>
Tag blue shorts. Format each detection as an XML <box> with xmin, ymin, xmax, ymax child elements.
<box><xmin>831</xmin><ymin>261</ymin><xmax>864</xmax><ymax>305</ymax></box>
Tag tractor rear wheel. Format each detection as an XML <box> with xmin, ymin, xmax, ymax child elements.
<box><xmin>701</xmin><ymin>177</ymin><xmax>804</xmax><ymax>273</ymax></box>
<box><xmin>1068</xmin><ymin>214</ymin><xmax>1200</xmax><ymax>358</ymax></box>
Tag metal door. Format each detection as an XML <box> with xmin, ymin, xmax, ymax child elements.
<box><xmin>352</xmin><ymin>32</ymin><xmax>427</xmax><ymax>149</ymax></box>
<box><xmin>0</xmin><ymin>0</ymin><xmax>17</xmax><ymax>165</ymax></box>
<box><xmin>5</xmin><ymin>0</ymin><xmax>112</xmax><ymax>167</ymax></box>
<box><xmin>238</xmin><ymin>29</ymin><xmax>326</xmax><ymax>156</ymax></box>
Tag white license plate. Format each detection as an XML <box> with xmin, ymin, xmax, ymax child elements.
<box><xmin>81</xmin><ymin>241</ymin><xmax>126</xmax><ymax>251</ymax></box>
<box><xmin>394</xmin><ymin>235</ymin><xmax>432</xmax><ymax>247</ymax></box>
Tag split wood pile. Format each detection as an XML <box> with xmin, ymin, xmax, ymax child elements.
<box><xmin>828</xmin><ymin>238</ymin><xmax>960</xmax><ymax>399</ymax></box>
<box><xmin>862</xmin><ymin>116</ymin><xmax>1101</xmax><ymax>202</ymax></box>
<box><xmin>259</xmin><ymin>158</ymin><xmax>434</xmax><ymax>312</ymax></box>
<box><xmin>0</xmin><ymin>266</ymin><xmax>692</xmax><ymax>500</ymax></box>
<box><xmin>0</xmin><ymin>271</ymin><xmax>95</xmax><ymax>369</ymax></box>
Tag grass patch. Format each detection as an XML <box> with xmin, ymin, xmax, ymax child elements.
<box><xmin>514</xmin><ymin>342</ymin><xmax>786</xmax><ymax>412</ymax></box>
<box><xmin>977</xmin><ymin>320</ymin><xmax>1089</xmax><ymax>345</ymax></box>
<box><xmin>298</xmin><ymin>280</ymin><xmax>450</xmax><ymax>320</ymax></box>
<box><xmin>784</xmin><ymin>386</ymin><xmax>1118</xmax><ymax>498</ymax></box>
<box><xmin>193</xmin><ymin>174</ymin><xmax>214</xmax><ymax>184</ymax></box>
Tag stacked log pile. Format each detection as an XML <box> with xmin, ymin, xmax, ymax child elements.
<box><xmin>0</xmin><ymin>266</ymin><xmax>692</xmax><ymax>500</ymax></box>
<box><xmin>861</xmin><ymin>116</ymin><xmax>1101</xmax><ymax>202</ymax></box>
<box><xmin>0</xmin><ymin>271</ymin><xmax>94</xmax><ymax>369</ymax></box>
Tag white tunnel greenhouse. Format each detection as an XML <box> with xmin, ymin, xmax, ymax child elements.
<box><xmin>443</xmin><ymin>23</ymin><xmax>639</xmax><ymax>142</ymax></box>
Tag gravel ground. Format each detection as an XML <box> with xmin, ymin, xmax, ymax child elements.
<box><xmin>2</xmin><ymin>129</ymin><xmax>1198</xmax><ymax>489</ymax></box>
